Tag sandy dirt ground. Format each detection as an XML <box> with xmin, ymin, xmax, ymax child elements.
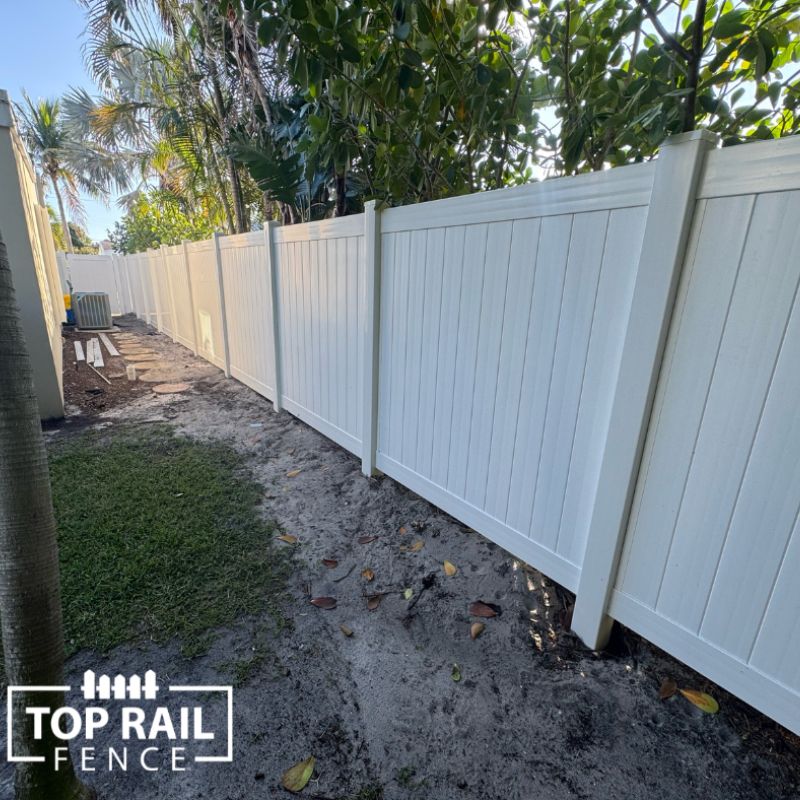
<box><xmin>4</xmin><ymin>316</ymin><xmax>798</xmax><ymax>800</ymax></box>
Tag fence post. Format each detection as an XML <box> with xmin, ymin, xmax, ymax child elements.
<box><xmin>141</xmin><ymin>252</ymin><xmax>152</xmax><ymax>324</ymax></box>
<box><xmin>264</xmin><ymin>221</ymin><xmax>283</xmax><ymax>412</ymax></box>
<box><xmin>182</xmin><ymin>240</ymin><xmax>200</xmax><ymax>356</ymax></box>
<box><xmin>572</xmin><ymin>130</ymin><xmax>719</xmax><ymax>650</ymax></box>
<box><xmin>149</xmin><ymin>248</ymin><xmax>164</xmax><ymax>331</ymax></box>
<box><xmin>121</xmin><ymin>254</ymin><xmax>133</xmax><ymax>315</ymax></box>
<box><xmin>160</xmin><ymin>244</ymin><xmax>178</xmax><ymax>343</ymax></box>
<box><xmin>212</xmin><ymin>232</ymin><xmax>232</xmax><ymax>378</ymax></box>
<box><xmin>361</xmin><ymin>200</ymin><xmax>382</xmax><ymax>477</ymax></box>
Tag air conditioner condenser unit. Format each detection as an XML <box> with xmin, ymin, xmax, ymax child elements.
<box><xmin>73</xmin><ymin>292</ymin><xmax>113</xmax><ymax>330</ymax></box>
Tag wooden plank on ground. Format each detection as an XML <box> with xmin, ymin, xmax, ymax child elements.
<box><xmin>74</xmin><ymin>341</ymin><xmax>85</xmax><ymax>362</ymax></box>
<box><xmin>91</xmin><ymin>338</ymin><xmax>104</xmax><ymax>368</ymax></box>
<box><xmin>84</xmin><ymin>339</ymin><xmax>94</xmax><ymax>364</ymax></box>
<box><xmin>98</xmin><ymin>332</ymin><xmax>120</xmax><ymax>357</ymax></box>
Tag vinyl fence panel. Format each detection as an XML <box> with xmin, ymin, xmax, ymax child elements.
<box><xmin>218</xmin><ymin>231</ymin><xmax>276</xmax><ymax>401</ymax></box>
<box><xmin>162</xmin><ymin>243</ymin><xmax>195</xmax><ymax>351</ymax></box>
<box><xmin>185</xmin><ymin>239</ymin><xmax>226</xmax><ymax>370</ymax></box>
<box><xmin>0</xmin><ymin>90</ymin><xmax>64</xmax><ymax>418</ymax></box>
<box><xmin>610</xmin><ymin>136</ymin><xmax>800</xmax><ymax>735</ymax></box>
<box><xmin>60</xmin><ymin>253</ymin><xmax>122</xmax><ymax>313</ymax></box>
<box><xmin>376</xmin><ymin>165</ymin><xmax>652</xmax><ymax>591</ymax></box>
<box><xmin>274</xmin><ymin>216</ymin><xmax>365</xmax><ymax>455</ymax></box>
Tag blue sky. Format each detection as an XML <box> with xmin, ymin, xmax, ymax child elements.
<box><xmin>0</xmin><ymin>0</ymin><xmax>121</xmax><ymax>242</ymax></box>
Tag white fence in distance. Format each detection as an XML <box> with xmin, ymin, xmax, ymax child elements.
<box><xmin>87</xmin><ymin>133</ymin><xmax>800</xmax><ymax>736</ymax></box>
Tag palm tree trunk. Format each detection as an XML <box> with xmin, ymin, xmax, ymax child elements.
<box><xmin>206</xmin><ymin>59</ymin><xmax>248</xmax><ymax>234</ymax></box>
<box><xmin>0</xmin><ymin>233</ymin><xmax>92</xmax><ymax>800</ymax></box>
<box><xmin>49</xmin><ymin>174</ymin><xmax>73</xmax><ymax>255</ymax></box>
<box><xmin>205</xmin><ymin>132</ymin><xmax>236</xmax><ymax>235</ymax></box>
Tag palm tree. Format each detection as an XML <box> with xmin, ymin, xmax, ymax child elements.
<box><xmin>15</xmin><ymin>92</ymin><xmax>129</xmax><ymax>253</ymax></box>
<box><xmin>0</xmin><ymin>231</ymin><xmax>94</xmax><ymax>799</ymax></box>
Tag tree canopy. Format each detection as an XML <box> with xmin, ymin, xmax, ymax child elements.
<box><xmin>42</xmin><ymin>0</ymin><xmax>800</xmax><ymax>241</ymax></box>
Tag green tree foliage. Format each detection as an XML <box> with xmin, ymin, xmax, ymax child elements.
<box><xmin>77</xmin><ymin>0</ymin><xmax>799</xmax><ymax>229</ymax></box>
<box><xmin>15</xmin><ymin>93</ymin><xmax>129</xmax><ymax>253</ymax></box>
<box><xmin>108</xmin><ymin>190</ymin><xmax>215</xmax><ymax>253</ymax></box>
<box><xmin>242</xmin><ymin>0</ymin><xmax>541</xmax><ymax>207</ymax></box>
<box><xmin>531</xmin><ymin>0</ymin><xmax>800</xmax><ymax>173</ymax></box>
<box><xmin>49</xmin><ymin>215</ymin><xmax>98</xmax><ymax>255</ymax></box>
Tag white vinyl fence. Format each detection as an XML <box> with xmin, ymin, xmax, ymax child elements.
<box><xmin>85</xmin><ymin>132</ymin><xmax>800</xmax><ymax>735</ymax></box>
<box><xmin>0</xmin><ymin>90</ymin><xmax>64</xmax><ymax>419</ymax></box>
<box><xmin>57</xmin><ymin>252</ymin><xmax>124</xmax><ymax>314</ymax></box>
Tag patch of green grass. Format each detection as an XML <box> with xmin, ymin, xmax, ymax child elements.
<box><xmin>49</xmin><ymin>425</ymin><xmax>290</xmax><ymax>657</ymax></box>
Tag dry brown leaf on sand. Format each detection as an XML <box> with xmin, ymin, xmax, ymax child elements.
<box><xmin>340</xmin><ymin>624</ymin><xmax>354</xmax><ymax>637</ymax></box>
<box><xmin>469</xmin><ymin>601</ymin><xmax>501</xmax><ymax>618</ymax></box>
<box><xmin>277</xmin><ymin>534</ymin><xmax>298</xmax><ymax>545</ymax></box>
<box><xmin>310</xmin><ymin>597</ymin><xmax>337</xmax><ymax>610</ymax></box>
<box><xmin>680</xmin><ymin>689</ymin><xmax>719</xmax><ymax>713</ymax></box>
<box><xmin>322</xmin><ymin>558</ymin><xmax>338</xmax><ymax>569</ymax></box>
<box><xmin>470</xmin><ymin>622</ymin><xmax>485</xmax><ymax>640</ymax></box>
<box><xmin>286</xmin><ymin>468</ymin><xmax>302</xmax><ymax>478</ymax></box>
<box><xmin>361</xmin><ymin>568</ymin><xmax>375</xmax><ymax>582</ymax></box>
<box><xmin>281</xmin><ymin>756</ymin><xmax>315</xmax><ymax>793</ymax></box>
<box><xmin>659</xmin><ymin>678</ymin><xmax>678</xmax><ymax>700</ymax></box>
<box><xmin>408</xmin><ymin>540</ymin><xmax>424</xmax><ymax>552</ymax></box>
<box><xmin>399</xmin><ymin>526</ymin><xmax>407</xmax><ymax>535</ymax></box>
<box><xmin>367</xmin><ymin>595</ymin><xmax>382</xmax><ymax>611</ymax></box>
<box><xmin>443</xmin><ymin>560</ymin><xmax>457</xmax><ymax>576</ymax></box>
<box><xmin>358</xmin><ymin>535</ymin><xmax>378</xmax><ymax>544</ymax></box>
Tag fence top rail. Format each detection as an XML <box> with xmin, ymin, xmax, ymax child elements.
<box><xmin>380</xmin><ymin>159</ymin><xmax>656</xmax><ymax>234</ymax></box>
<box><xmin>185</xmin><ymin>239</ymin><xmax>214</xmax><ymax>254</ymax></box>
<box><xmin>698</xmin><ymin>135</ymin><xmax>800</xmax><ymax>199</ymax></box>
<box><xmin>218</xmin><ymin>230</ymin><xmax>264</xmax><ymax>249</ymax></box>
<box><xmin>273</xmin><ymin>214</ymin><xmax>364</xmax><ymax>243</ymax></box>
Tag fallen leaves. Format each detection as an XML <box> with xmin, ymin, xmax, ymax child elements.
<box><xmin>451</xmin><ymin>663</ymin><xmax>461</xmax><ymax>682</ymax></box>
<box><xmin>658</xmin><ymin>680</ymin><xmax>719</xmax><ymax>714</ymax></box>
<box><xmin>470</xmin><ymin>622</ymin><xmax>485</xmax><ymax>640</ymax></box>
<box><xmin>469</xmin><ymin>601</ymin><xmax>501</xmax><ymax>618</ymax></box>
<box><xmin>361</xmin><ymin>568</ymin><xmax>375</xmax><ymax>582</ymax></box>
<box><xmin>310</xmin><ymin>597</ymin><xmax>337</xmax><ymax>610</ymax></box>
<box><xmin>366</xmin><ymin>595</ymin><xmax>382</xmax><ymax>611</ymax></box>
<box><xmin>286</xmin><ymin>468</ymin><xmax>302</xmax><ymax>478</ymax></box>
<box><xmin>659</xmin><ymin>678</ymin><xmax>678</xmax><ymax>700</ymax></box>
<box><xmin>405</xmin><ymin>540</ymin><xmax>424</xmax><ymax>552</ymax></box>
<box><xmin>403</xmin><ymin>588</ymin><xmax>413</xmax><ymax>600</ymax></box>
<box><xmin>281</xmin><ymin>756</ymin><xmax>315</xmax><ymax>793</ymax></box>
<box><xmin>398</xmin><ymin>526</ymin><xmax>407</xmax><ymax>535</ymax></box>
<box><xmin>443</xmin><ymin>560</ymin><xmax>457</xmax><ymax>576</ymax></box>
<box><xmin>322</xmin><ymin>558</ymin><xmax>338</xmax><ymax>569</ymax></box>
<box><xmin>277</xmin><ymin>534</ymin><xmax>298</xmax><ymax>545</ymax></box>
<box><xmin>340</xmin><ymin>624</ymin><xmax>353</xmax><ymax>637</ymax></box>
<box><xmin>680</xmin><ymin>689</ymin><xmax>719</xmax><ymax>714</ymax></box>
<box><xmin>358</xmin><ymin>535</ymin><xmax>378</xmax><ymax>544</ymax></box>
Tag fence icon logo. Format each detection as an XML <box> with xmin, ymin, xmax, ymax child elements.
<box><xmin>80</xmin><ymin>670</ymin><xmax>159</xmax><ymax>701</ymax></box>
<box><xmin>6</xmin><ymin>669</ymin><xmax>233</xmax><ymax>772</ymax></box>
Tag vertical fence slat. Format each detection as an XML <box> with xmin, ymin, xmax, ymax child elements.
<box><xmin>182</xmin><ymin>239</ymin><xmax>200</xmax><ymax>355</ymax></box>
<box><xmin>264</xmin><ymin>221</ymin><xmax>283</xmax><ymax>411</ymax></box>
<box><xmin>161</xmin><ymin>244</ymin><xmax>177</xmax><ymax>342</ymax></box>
<box><xmin>212</xmin><ymin>232</ymin><xmax>232</xmax><ymax>378</ymax></box>
<box><xmin>362</xmin><ymin>200</ymin><xmax>381</xmax><ymax>476</ymax></box>
<box><xmin>571</xmin><ymin>130</ymin><xmax>719</xmax><ymax>649</ymax></box>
